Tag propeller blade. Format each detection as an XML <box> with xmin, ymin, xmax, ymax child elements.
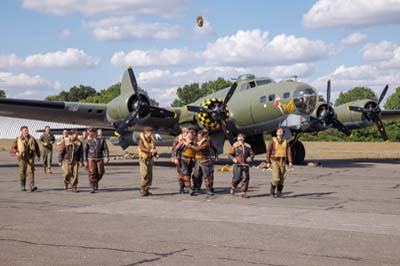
<box><xmin>114</xmin><ymin>109</ymin><xmax>140</xmax><ymax>136</ymax></box>
<box><xmin>375</xmin><ymin>117</ymin><xmax>389</xmax><ymax>142</ymax></box>
<box><xmin>220</xmin><ymin>120</ymin><xmax>236</xmax><ymax>145</ymax></box>
<box><xmin>326</xmin><ymin>80</ymin><xmax>331</xmax><ymax>106</ymax></box>
<box><xmin>377</xmin><ymin>84</ymin><xmax>389</xmax><ymax>105</ymax></box>
<box><xmin>223</xmin><ymin>82</ymin><xmax>238</xmax><ymax>106</ymax></box>
<box><xmin>331</xmin><ymin>118</ymin><xmax>352</xmax><ymax>137</ymax></box>
<box><xmin>348</xmin><ymin>106</ymin><xmax>365</xmax><ymax>113</ymax></box>
<box><xmin>184</xmin><ymin>105</ymin><xmax>213</xmax><ymax>114</ymax></box>
<box><xmin>127</xmin><ymin>67</ymin><xmax>140</xmax><ymax>98</ymax></box>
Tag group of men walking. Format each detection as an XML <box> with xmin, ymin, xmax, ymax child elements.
<box><xmin>169</xmin><ymin>127</ymin><xmax>293</xmax><ymax>198</ymax></box>
<box><xmin>12</xmin><ymin>125</ymin><xmax>293</xmax><ymax>198</ymax></box>
<box><xmin>11</xmin><ymin>126</ymin><xmax>109</xmax><ymax>193</ymax></box>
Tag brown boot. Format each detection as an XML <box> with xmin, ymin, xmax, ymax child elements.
<box><xmin>270</xmin><ymin>183</ymin><xmax>276</xmax><ymax>198</ymax></box>
<box><xmin>241</xmin><ymin>192</ymin><xmax>249</xmax><ymax>198</ymax></box>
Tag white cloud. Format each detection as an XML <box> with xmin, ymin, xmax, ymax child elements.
<box><xmin>202</xmin><ymin>29</ymin><xmax>335</xmax><ymax>66</ymax></box>
<box><xmin>268</xmin><ymin>63</ymin><xmax>314</xmax><ymax>79</ymax></box>
<box><xmin>111</xmin><ymin>48</ymin><xmax>195</xmax><ymax>67</ymax></box>
<box><xmin>303</xmin><ymin>0</ymin><xmax>400</xmax><ymax>29</ymax></box>
<box><xmin>312</xmin><ymin>64</ymin><xmax>400</xmax><ymax>104</ymax></box>
<box><xmin>83</xmin><ymin>16</ymin><xmax>180</xmax><ymax>41</ymax></box>
<box><xmin>0</xmin><ymin>54</ymin><xmax>20</xmax><ymax>69</ymax></box>
<box><xmin>59</xmin><ymin>28</ymin><xmax>71</xmax><ymax>39</ymax></box>
<box><xmin>361</xmin><ymin>41</ymin><xmax>400</xmax><ymax>69</ymax></box>
<box><xmin>138</xmin><ymin>66</ymin><xmax>248</xmax><ymax>89</ymax></box>
<box><xmin>22</xmin><ymin>0</ymin><xmax>188</xmax><ymax>17</ymax></box>
<box><xmin>0</xmin><ymin>71</ymin><xmax>61</xmax><ymax>99</ymax></box>
<box><xmin>0</xmin><ymin>48</ymin><xmax>98</xmax><ymax>70</ymax></box>
<box><xmin>193</xmin><ymin>19</ymin><xmax>215</xmax><ymax>37</ymax></box>
<box><xmin>361</xmin><ymin>41</ymin><xmax>396</xmax><ymax>61</ymax></box>
<box><xmin>341</xmin><ymin>32</ymin><xmax>367</xmax><ymax>45</ymax></box>
<box><xmin>24</xmin><ymin>48</ymin><xmax>99</xmax><ymax>68</ymax></box>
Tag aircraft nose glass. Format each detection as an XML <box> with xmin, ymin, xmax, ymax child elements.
<box><xmin>293</xmin><ymin>88</ymin><xmax>317</xmax><ymax>114</ymax></box>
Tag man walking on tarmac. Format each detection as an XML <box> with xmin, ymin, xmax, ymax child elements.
<box><xmin>171</xmin><ymin>127</ymin><xmax>188</xmax><ymax>193</ymax></box>
<box><xmin>11</xmin><ymin>126</ymin><xmax>41</xmax><ymax>192</ymax></box>
<box><xmin>138</xmin><ymin>127</ymin><xmax>159</xmax><ymax>197</ymax></box>
<box><xmin>83</xmin><ymin>128</ymin><xmax>109</xmax><ymax>193</ymax></box>
<box><xmin>266</xmin><ymin>128</ymin><xmax>293</xmax><ymax>198</ymax></box>
<box><xmin>187</xmin><ymin>129</ymin><xmax>217</xmax><ymax>196</ymax></box>
<box><xmin>175</xmin><ymin>128</ymin><xmax>197</xmax><ymax>194</ymax></box>
<box><xmin>59</xmin><ymin>129</ymin><xmax>83</xmax><ymax>193</ymax></box>
<box><xmin>39</xmin><ymin>125</ymin><xmax>55</xmax><ymax>174</ymax></box>
<box><xmin>228</xmin><ymin>133</ymin><xmax>254</xmax><ymax>198</ymax></box>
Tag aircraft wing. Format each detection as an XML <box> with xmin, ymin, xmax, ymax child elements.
<box><xmin>0</xmin><ymin>98</ymin><xmax>109</xmax><ymax>128</ymax></box>
<box><xmin>381</xmin><ymin>110</ymin><xmax>400</xmax><ymax>120</ymax></box>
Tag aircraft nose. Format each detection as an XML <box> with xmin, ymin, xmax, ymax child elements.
<box><xmin>293</xmin><ymin>86</ymin><xmax>318</xmax><ymax>114</ymax></box>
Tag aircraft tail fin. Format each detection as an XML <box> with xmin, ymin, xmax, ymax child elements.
<box><xmin>120</xmin><ymin>67</ymin><xmax>136</xmax><ymax>95</ymax></box>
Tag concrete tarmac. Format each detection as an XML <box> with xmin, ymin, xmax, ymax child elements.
<box><xmin>0</xmin><ymin>152</ymin><xmax>399</xmax><ymax>266</ymax></box>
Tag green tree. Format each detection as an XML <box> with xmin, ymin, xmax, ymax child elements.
<box><xmin>46</xmin><ymin>85</ymin><xmax>97</xmax><ymax>102</ymax></box>
<box><xmin>0</xmin><ymin>89</ymin><xmax>6</xmax><ymax>98</ymax></box>
<box><xmin>384</xmin><ymin>86</ymin><xmax>400</xmax><ymax>110</ymax></box>
<box><xmin>171</xmin><ymin>77</ymin><xmax>232</xmax><ymax>107</ymax></box>
<box><xmin>335</xmin><ymin>87</ymin><xmax>377</xmax><ymax>106</ymax></box>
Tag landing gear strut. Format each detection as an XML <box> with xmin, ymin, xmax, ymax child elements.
<box><xmin>289</xmin><ymin>133</ymin><xmax>305</xmax><ymax>165</ymax></box>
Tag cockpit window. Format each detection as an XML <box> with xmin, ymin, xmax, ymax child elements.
<box><xmin>240</xmin><ymin>81</ymin><xmax>256</xmax><ymax>91</ymax></box>
<box><xmin>293</xmin><ymin>88</ymin><xmax>317</xmax><ymax>114</ymax></box>
<box><xmin>256</xmin><ymin>79</ymin><xmax>272</xmax><ymax>86</ymax></box>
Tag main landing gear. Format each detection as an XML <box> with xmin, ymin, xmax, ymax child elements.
<box><xmin>289</xmin><ymin>133</ymin><xmax>305</xmax><ymax>165</ymax></box>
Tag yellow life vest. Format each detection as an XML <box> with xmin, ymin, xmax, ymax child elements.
<box><xmin>138</xmin><ymin>133</ymin><xmax>155</xmax><ymax>159</ymax></box>
<box><xmin>273</xmin><ymin>137</ymin><xmax>287</xmax><ymax>158</ymax></box>
<box><xmin>182</xmin><ymin>143</ymin><xmax>196</xmax><ymax>158</ymax></box>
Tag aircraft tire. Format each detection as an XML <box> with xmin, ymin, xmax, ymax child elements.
<box><xmin>289</xmin><ymin>140</ymin><xmax>305</xmax><ymax>165</ymax></box>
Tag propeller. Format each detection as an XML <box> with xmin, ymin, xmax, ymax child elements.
<box><xmin>319</xmin><ymin>80</ymin><xmax>352</xmax><ymax>137</ymax></box>
<box><xmin>348</xmin><ymin>85</ymin><xmax>389</xmax><ymax>142</ymax></box>
<box><xmin>185</xmin><ymin>82</ymin><xmax>238</xmax><ymax>144</ymax></box>
<box><xmin>114</xmin><ymin>67</ymin><xmax>175</xmax><ymax>137</ymax></box>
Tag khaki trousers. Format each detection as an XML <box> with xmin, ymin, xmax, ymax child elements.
<box><xmin>19</xmin><ymin>157</ymin><xmax>35</xmax><ymax>185</ymax></box>
<box><xmin>271</xmin><ymin>160</ymin><xmax>286</xmax><ymax>186</ymax></box>
<box><xmin>42</xmin><ymin>148</ymin><xmax>52</xmax><ymax>169</ymax></box>
<box><xmin>64</xmin><ymin>161</ymin><xmax>79</xmax><ymax>187</ymax></box>
<box><xmin>139</xmin><ymin>158</ymin><xmax>153</xmax><ymax>192</ymax></box>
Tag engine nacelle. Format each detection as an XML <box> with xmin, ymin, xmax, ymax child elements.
<box><xmin>196</xmin><ymin>98</ymin><xmax>229</xmax><ymax>131</ymax></box>
<box><xmin>106</xmin><ymin>93</ymin><xmax>150</xmax><ymax>124</ymax></box>
<box><xmin>314</xmin><ymin>102</ymin><xmax>335</xmax><ymax>121</ymax></box>
<box><xmin>335</xmin><ymin>99</ymin><xmax>376</xmax><ymax>129</ymax></box>
<box><xmin>110</xmin><ymin>131</ymin><xmax>141</xmax><ymax>150</ymax></box>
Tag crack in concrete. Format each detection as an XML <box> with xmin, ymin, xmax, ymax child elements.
<box><xmin>123</xmin><ymin>249</ymin><xmax>187</xmax><ymax>266</ymax></box>
<box><xmin>0</xmin><ymin>238</ymin><xmax>186</xmax><ymax>258</ymax></box>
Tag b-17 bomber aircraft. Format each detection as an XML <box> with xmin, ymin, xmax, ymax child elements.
<box><xmin>1</xmin><ymin>67</ymin><xmax>400</xmax><ymax>164</ymax></box>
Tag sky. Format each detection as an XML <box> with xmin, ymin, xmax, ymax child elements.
<box><xmin>1</xmin><ymin>0</ymin><xmax>400</xmax><ymax>106</ymax></box>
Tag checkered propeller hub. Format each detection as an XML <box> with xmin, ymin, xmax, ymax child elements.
<box><xmin>197</xmin><ymin>98</ymin><xmax>229</xmax><ymax>130</ymax></box>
